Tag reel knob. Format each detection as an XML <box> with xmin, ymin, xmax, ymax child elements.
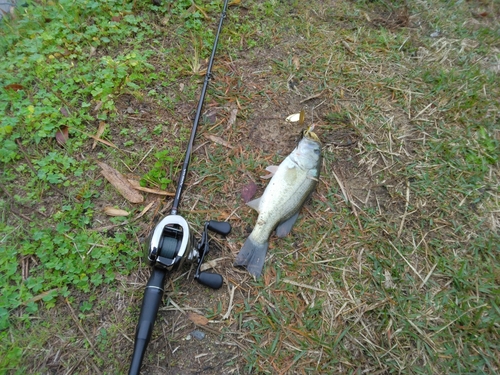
<box><xmin>207</xmin><ymin>220</ymin><xmax>231</xmax><ymax>236</ymax></box>
<box><xmin>196</xmin><ymin>272</ymin><xmax>223</xmax><ymax>289</ymax></box>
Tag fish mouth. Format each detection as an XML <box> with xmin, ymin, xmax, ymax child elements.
<box><xmin>303</xmin><ymin>125</ymin><xmax>320</xmax><ymax>143</ymax></box>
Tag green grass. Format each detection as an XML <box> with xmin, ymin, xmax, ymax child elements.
<box><xmin>1</xmin><ymin>0</ymin><xmax>499</xmax><ymax>374</ymax></box>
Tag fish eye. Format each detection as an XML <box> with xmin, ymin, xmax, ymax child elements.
<box><xmin>314</xmin><ymin>148</ymin><xmax>320</xmax><ymax>154</ymax></box>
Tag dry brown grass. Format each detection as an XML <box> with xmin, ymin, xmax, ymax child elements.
<box><xmin>1</xmin><ymin>0</ymin><xmax>498</xmax><ymax>374</ymax></box>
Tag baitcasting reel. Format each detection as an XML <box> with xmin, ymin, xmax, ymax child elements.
<box><xmin>146</xmin><ymin>215</ymin><xmax>231</xmax><ymax>289</ymax></box>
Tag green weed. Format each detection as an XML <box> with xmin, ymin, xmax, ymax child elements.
<box><xmin>1</xmin><ymin>0</ymin><xmax>499</xmax><ymax>373</ymax></box>
<box><xmin>140</xmin><ymin>149</ymin><xmax>174</xmax><ymax>189</ymax></box>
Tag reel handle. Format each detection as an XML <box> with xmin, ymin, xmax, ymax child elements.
<box><xmin>194</xmin><ymin>220</ymin><xmax>231</xmax><ymax>289</ymax></box>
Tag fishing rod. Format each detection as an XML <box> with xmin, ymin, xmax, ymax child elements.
<box><xmin>128</xmin><ymin>0</ymin><xmax>231</xmax><ymax>373</ymax></box>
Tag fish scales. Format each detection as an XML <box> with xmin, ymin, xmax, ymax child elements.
<box><xmin>251</xmin><ymin>159</ymin><xmax>316</xmax><ymax>243</ymax></box>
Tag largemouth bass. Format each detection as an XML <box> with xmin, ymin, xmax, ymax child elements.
<box><xmin>234</xmin><ymin>129</ymin><xmax>322</xmax><ymax>277</ymax></box>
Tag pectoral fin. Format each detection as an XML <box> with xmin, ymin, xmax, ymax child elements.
<box><xmin>275</xmin><ymin>211</ymin><xmax>300</xmax><ymax>238</ymax></box>
<box><xmin>246</xmin><ymin>197</ymin><xmax>261</xmax><ymax>212</ymax></box>
<box><xmin>260</xmin><ymin>165</ymin><xmax>279</xmax><ymax>179</ymax></box>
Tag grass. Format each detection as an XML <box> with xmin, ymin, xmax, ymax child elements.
<box><xmin>1</xmin><ymin>0</ymin><xmax>499</xmax><ymax>374</ymax></box>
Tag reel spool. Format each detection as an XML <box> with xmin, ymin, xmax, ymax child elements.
<box><xmin>146</xmin><ymin>215</ymin><xmax>195</xmax><ymax>271</ymax></box>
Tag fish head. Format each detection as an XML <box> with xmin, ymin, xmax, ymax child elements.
<box><xmin>294</xmin><ymin>128</ymin><xmax>322</xmax><ymax>171</ymax></box>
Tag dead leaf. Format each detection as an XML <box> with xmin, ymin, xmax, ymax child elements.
<box><xmin>241</xmin><ymin>181</ymin><xmax>257</xmax><ymax>203</ymax></box>
<box><xmin>127</xmin><ymin>179</ymin><xmax>175</xmax><ymax>196</ymax></box>
<box><xmin>191</xmin><ymin>3</ymin><xmax>209</xmax><ymax>19</ymax></box>
<box><xmin>97</xmin><ymin>162</ymin><xmax>144</xmax><ymax>203</ymax></box>
<box><xmin>472</xmin><ymin>11</ymin><xmax>489</xmax><ymax>18</ymax></box>
<box><xmin>226</xmin><ymin>108</ymin><xmax>238</xmax><ymax>130</ymax></box>
<box><xmin>229</xmin><ymin>0</ymin><xmax>241</xmax><ymax>6</ymax></box>
<box><xmin>292</xmin><ymin>55</ymin><xmax>300</xmax><ymax>70</ymax></box>
<box><xmin>188</xmin><ymin>312</ymin><xmax>209</xmax><ymax>326</ymax></box>
<box><xmin>55</xmin><ymin>126</ymin><xmax>69</xmax><ymax>146</ymax></box>
<box><xmin>205</xmin><ymin>134</ymin><xmax>234</xmax><ymax>149</ymax></box>
<box><xmin>204</xmin><ymin>110</ymin><xmax>217</xmax><ymax>125</ymax></box>
<box><xmin>60</xmin><ymin>107</ymin><xmax>70</xmax><ymax>117</ymax></box>
<box><xmin>342</xmin><ymin>40</ymin><xmax>356</xmax><ymax>55</ymax></box>
<box><xmin>88</xmin><ymin>133</ymin><xmax>118</xmax><ymax>149</ymax></box>
<box><xmin>22</xmin><ymin>288</ymin><xmax>59</xmax><ymax>305</ymax></box>
<box><xmin>200</xmin><ymin>258</ymin><xmax>226</xmax><ymax>272</ymax></box>
<box><xmin>384</xmin><ymin>270</ymin><xmax>396</xmax><ymax>289</ymax></box>
<box><xmin>286</xmin><ymin>113</ymin><xmax>301</xmax><ymax>123</ymax></box>
<box><xmin>4</xmin><ymin>84</ymin><xmax>24</xmax><ymax>91</ymax></box>
<box><xmin>300</xmin><ymin>91</ymin><xmax>324</xmax><ymax>103</ymax></box>
<box><xmin>92</xmin><ymin>122</ymin><xmax>107</xmax><ymax>150</ymax></box>
<box><xmin>200</xmin><ymin>260</ymin><xmax>217</xmax><ymax>272</ymax></box>
<box><xmin>94</xmin><ymin>101</ymin><xmax>103</xmax><ymax>112</ymax></box>
<box><xmin>66</xmin><ymin>116</ymin><xmax>117</xmax><ymax>148</ymax></box>
<box><xmin>103</xmin><ymin>207</ymin><xmax>130</xmax><ymax>217</ymax></box>
<box><xmin>134</xmin><ymin>200</ymin><xmax>156</xmax><ymax>220</ymax></box>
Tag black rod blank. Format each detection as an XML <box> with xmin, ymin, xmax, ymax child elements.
<box><xmin>170</xmin><ymin>0</ymin><xmax>230</xmax><ymax>215</ymax></box>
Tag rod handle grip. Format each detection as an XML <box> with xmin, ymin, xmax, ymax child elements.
<box><xmin>129</xmin><ymin>269</ymin><xmax>167</xmax><ymax>375</ymax></box>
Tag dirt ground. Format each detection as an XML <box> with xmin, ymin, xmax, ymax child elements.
<box><xmin>116</xmin><ymin>33</ymin><xmax>380</xmax><ymax>375</ymax></box>
<box><xmin>5</xmin><ymin>0</ymin><xmax>498</xmax><ymax>374</ymax></box>
<box><xmin>14</xmin><ymin>2</ymin><xmax>414</xmax><ymax>374</ymax></box>
<box><xmin>119</xmin><ymin>74</ymin><xmax>345</xmax><ymax>375</ymax></box>
<box><xmin>104</xmin><ymin>12</ymin><xmax>368</xmax><ymax>373</ymax></box>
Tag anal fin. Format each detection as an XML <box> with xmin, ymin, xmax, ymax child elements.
<box><xmin>275</xmin><ymin>211</ymin><xmax>300</xmax><ymax>238</ymax></box>
<box><xmin>246</xmin><ymin>197</ymin><xmax>261</xmax><ymax>212</ymax></box>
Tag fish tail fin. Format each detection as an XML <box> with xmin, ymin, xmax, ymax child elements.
<box><xmin>234</xmin><ymin>237</ymin><xmax>269</xmax><ymax>278</ymax></box>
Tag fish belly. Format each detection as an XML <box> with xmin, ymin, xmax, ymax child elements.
<box><xmin>250</xmin><ymin>157</ymin><xmax>315</xmax><ymax>244</ymax></box>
